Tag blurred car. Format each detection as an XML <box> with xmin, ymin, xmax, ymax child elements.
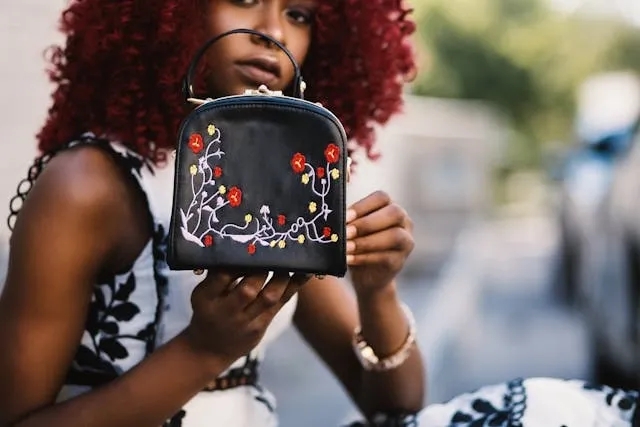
<box><xmin>554</xmin><ymin>72</ymin><xmax>639</xmax><ymax>306</ymax></box>
<box><xmin>569</xmin><ymin>72</ymin><xmax>640</xmax><ymax>389</ymax></box>
<box><xmin>582</xmin><ymin>119</ymin><xmax>640</xmax><ymax>389</ymax></box>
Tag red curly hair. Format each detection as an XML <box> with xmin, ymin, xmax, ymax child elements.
<box><xmin>38</xmin><ymin>0</ymin><xmax>416</xmax><ymax>163</ymax></box>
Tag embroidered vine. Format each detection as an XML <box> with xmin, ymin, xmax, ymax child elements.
<box><xmin>179</xmin><ymin>125</ymin><xmax>341</xmax><ymax>255</ymax></box>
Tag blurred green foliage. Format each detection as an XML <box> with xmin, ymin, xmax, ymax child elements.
<box><xmin>410</xmin><ymin>0</ymin><xmax>640</xmax><ymax>169</ymax></box>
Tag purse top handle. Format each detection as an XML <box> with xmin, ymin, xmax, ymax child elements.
<box><xmin>182</xmin><ymin>28</ymin><xmax>307</xmax><ymax>102</ymax></box>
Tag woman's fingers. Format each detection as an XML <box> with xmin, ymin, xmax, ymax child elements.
<box><xmin>243</xmin><ymin>273</ymin><xmax>292</xmax><ymax>319</ymax></box>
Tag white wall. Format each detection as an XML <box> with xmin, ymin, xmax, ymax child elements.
<box><xmin>0</xmin><ymin>1</ymin><xmax>67</xmax><ymax>283</ymax></box>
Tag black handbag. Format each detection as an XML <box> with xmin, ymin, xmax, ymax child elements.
<box><xmin>167</xmin><ymin>29</ymin><xmax>348</xmax><ymax>277</ymax></box>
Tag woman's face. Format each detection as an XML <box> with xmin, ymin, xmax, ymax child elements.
<box><xmin>204</xmin><ymin>0</ymin><xmax>317</xmax><ymax>97</ymax></box>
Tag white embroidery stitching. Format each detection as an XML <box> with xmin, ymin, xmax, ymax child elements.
<box><xmin>179</xmin><ymin>126</ymin><xmax>340</xmax><ymax>253</ymax></box>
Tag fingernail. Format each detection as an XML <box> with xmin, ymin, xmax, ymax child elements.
<box><xmin>346</xmin><ymin>225</ymin><xmax>357</xmax><ymax>239</ymax></box>
<box><xmin>346</xmin><ymin>255</ymin><xmax>355</xmax><ymax>264</ymax></box>
<box><xmin>346</xmin><ymin>241</ymin><xmax>356</xmax><ymax>253</ymax></box>
<box><xmin>346</xmin><ymin>209</ymin><xmax>357</xmax><ymax>223</ymax></box>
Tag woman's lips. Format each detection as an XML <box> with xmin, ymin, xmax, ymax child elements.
<box><xmin>235</xmin><ymin>63</ymin><xmax>279</xmax><ymax>86</ymax></box>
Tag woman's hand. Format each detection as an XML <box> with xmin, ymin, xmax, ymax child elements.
<box><xmin>346</xmin><ymin>191</ymin><xmax>414</xmax><ymax>297</ymax></box>
<box><xmin>186</xmin><ymin>272</ymin><xmax>308</xmax><ymax>363</ymax></box>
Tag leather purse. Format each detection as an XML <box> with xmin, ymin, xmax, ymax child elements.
<box><xmin>167</xmin><ymin>29</ymin><xmax>348</xmax><ymax>277</ymax></box>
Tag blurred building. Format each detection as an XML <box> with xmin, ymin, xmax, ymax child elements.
<box><xmin>348</xmin><ymin>95</ymin><xmax>507</xmax><ymax>275</ymax></box>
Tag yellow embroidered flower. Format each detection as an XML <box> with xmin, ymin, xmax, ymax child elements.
<box><xmin>218</xmin><ymin>185</ymin><xmax>226</xmax><ymax>195</ymax></box>
<box><xmin>308</xmin><ymin>202</ymin><xmax>317</xmax><ymax>213</ymax></box>
<box><xmin>189</xmin><ymin>165</ymin><xmax>198</xmax><ymax>176</ymax></box>
<box><xmin>297</xmin><ymin>235</ymin><xmax>305</xmax><ymax>244</ymax></box>
<box><xmin>331</xmin><ymin>234</ymin><xmax>339</xmax><ymax>242</ymax></box>
<box><xmin>270</xmin><ymin>240</ymin><xmax>277</xmax><ymax>248</ymax></box>
<box><xmin>245</xmin><ymin>214</ymin><xmax>253</xmax><ymax>223</ymax></box>
<box><xmin>301</xmin><ymin>173</ymin><xmax>310</xmax><ymax>185</ymax></box>
<box><xmin>331</xmin><ymin>168</ymin><xmax>340</xmax><ymax>180</ymax></box>
<box><xmin>207</xmin><ymin>124</ymin><xmax>216</xmax><ymax>136</ymax></box>
<box><xmin>278</xmin><ymin>240</ymin><xmax>287</xmax><ymax>249</ymax></box>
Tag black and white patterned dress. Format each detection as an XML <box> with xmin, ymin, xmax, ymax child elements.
<box><xmin>10</xmin><ymin>135</ymin><xmax>290</xmax><ymax>427</ymax></box>
<box><xmin>413</xmin><ymin>378</ymin><xmax>638</xmax><ymax>427</ymax></box>
<box><xmin>10</xmin><ymin>135</ymin><xmax>640</xmax><ymax>427</ymax></box>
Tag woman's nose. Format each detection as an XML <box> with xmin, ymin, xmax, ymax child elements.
<box><xmin>251</xmin><ymin>5</ymin><xmax>286</xmax><ymax>48</ymax></box>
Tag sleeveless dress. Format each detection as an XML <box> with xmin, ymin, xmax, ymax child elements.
<box><xmin>24</xmin><ymin>136</ymin><xmax>292</xmax><ymax>427</ymax></box>
<box><xmin>8</xmin><ymin>134</ymin><xmax>640</xmax><ymax>427</ymax></box>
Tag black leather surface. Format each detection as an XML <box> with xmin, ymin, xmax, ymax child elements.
<box><xmin>168</xmin><ymin>96</ymin><xmax>347</xmax><ymax>277</ymax></box>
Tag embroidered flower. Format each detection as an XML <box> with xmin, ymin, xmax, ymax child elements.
<box><xmin>214</xmin><ymin>166</ymin><xmax>223</xmax><ymax>178</ymax></box>
<box><xmin>291</xmin><ymin>153</ymin><xmax>306</xmax><ymax>174</ymax></box>
<box><xmin>203</xmin><ymin>235</ymin><xmax>214</xmax><ymax>247</ymax></box>
<box><xmin>309</xmin><ymin>202</ymin><xmax>317</xmax><ymax>213</ymax></box>
<box><xmin>331</xmin><ymin>234</ymin><xmax>339</xmax><ymax>242</ymax></box>
<box><xmin>189</xmin><ymin>164</ymin><xmax>198</xmax><ymax>176</ymax></box>
<box><xmin>270</xmin><ymin>241</ymin><xmax>277</xmax><ymax>247</ymax></box>
<box><xmin>227</xmin><ymin>186</ymin><xmax>242</xmax><ymax>207</ymax></box>
<box><xmin>316</xmin><ymin>167</ymin><xmax>325</xmax><ymax>178</ymax></box>
<box><xmin>278</xmin><ymin>240</ymin><xmax>287</xmax><ymax>249</ymax></box>
<box><xmin>301</xmin><ymin>173</ymin><xmax>310</xmax><ymax>185</ymax></box>
<box><xmin>297</xmin><ymin>235</ymin><xmax>306</xmax><ymax>244</ymax></box>
<box><xmin>207</xmin><ymin>124</ymin><xmax>216</xmax><ymax>136</ymax></box>
<box><xmin>188</xmin><ymin>133</ymin><xmax>204</xmax><ymax>154</ymax></box>
<box><xmin>324</xmin><ymin>143</ymin><xmax>340</xmax><ymax>163</ymax></box>
<box><xmin>218</xmin><ymin>185</ymin><xmax>227</xmax><ymax>195</ymax></box>
<box><xmin>247</xmin><ymin>243</ymin><xmax>256</xmax><ymax>255</ymax></box>
<box><xmin>278</xmin><ymin>215</ymin><xmax>286</xmax><ymax>226</ymax></box>
<box><xmin>245</xmin><ymin>214</ymin><xmax>253</xmax><ymax>223</ymax></box>
<box><xmin>323</xmin><ymin>227</ymin><xmax>332</xmax><ymax>238</ymax></box>
<box><xmin>331</xmin><ymin>168</ymin><xmax>340</xmax><ymax>180</ymax></box>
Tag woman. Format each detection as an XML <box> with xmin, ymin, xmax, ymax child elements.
<box><xmin>0</xmin><ymin>1</ymin><xmax>638</xmax><ymax>427</ymax></box>
<box><xmin>0</xmin><ymin>1</ymin><xmax>422</xmax><ymax>426</ymax></box>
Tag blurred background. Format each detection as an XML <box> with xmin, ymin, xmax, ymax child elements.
<box><xmin>1</xmin><ymin>0</ymin><xmax>640</xmax><ymax>426</ymax></box>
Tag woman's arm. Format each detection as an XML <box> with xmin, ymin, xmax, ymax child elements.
<box><xmin>0</xmin><ymin>147</ymin><xmax>231</xmax><ymax>427</ymax></box>
<box><xmin>294</xmin><ymin>276</ymin><xmax>425</xmax><ymax>419</ymax></box>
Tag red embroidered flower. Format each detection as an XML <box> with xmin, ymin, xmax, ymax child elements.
<box><xmin>278</xmin><ymin>215</ymin><xmax>286</xmax><ymax>226</ymax></box>
<box><xmin>203</xmin><ymin>235</ymin><xmax>214</xmax><ymax>247</ymax></box>
<box><xmin>323</xmin><ymin>227</ymin><xmax>332</xmax><ymax>238</ymax></box>
<box><xmin>213</xmin><ymin>166</ymin><xmax>223</xmax><ymax>178</ymax></box>
<box><xmin>316</xmin><ymin>167</ymin><xmax>325</xmax><ymax>178</ymax></box>
<box><xmin>227</xmin><ymin>186</ymin><xmax>242</xmax><ymax>207</ymax></box>
<box><xmin>188</xmin><ymin>133</ymin><xmax>204</xmax><ymax>154</ymax></box>
<box><xmin>290</xmin><ymin>153</ymin><xmax>306</xmax><ymax>174</ymax></box>
<box><xmin>324</xmin><ymin>144</ymin><xmax>340</xmax><ymax>164</ymax></box>
<box><xmin>247</xmin><ymin>243</ymin><xmax>256</xmax><ymax>255</ymax></box>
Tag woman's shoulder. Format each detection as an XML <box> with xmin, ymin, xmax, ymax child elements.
<box><xmin>30</xmin><ymin>143</ymin><xmax>139</xmax><ymax>219</ymax></box>
<box><xmin>10</xmin><ymin>141</ymin><xmax>153</xmax><ymax>272</ymax></box>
